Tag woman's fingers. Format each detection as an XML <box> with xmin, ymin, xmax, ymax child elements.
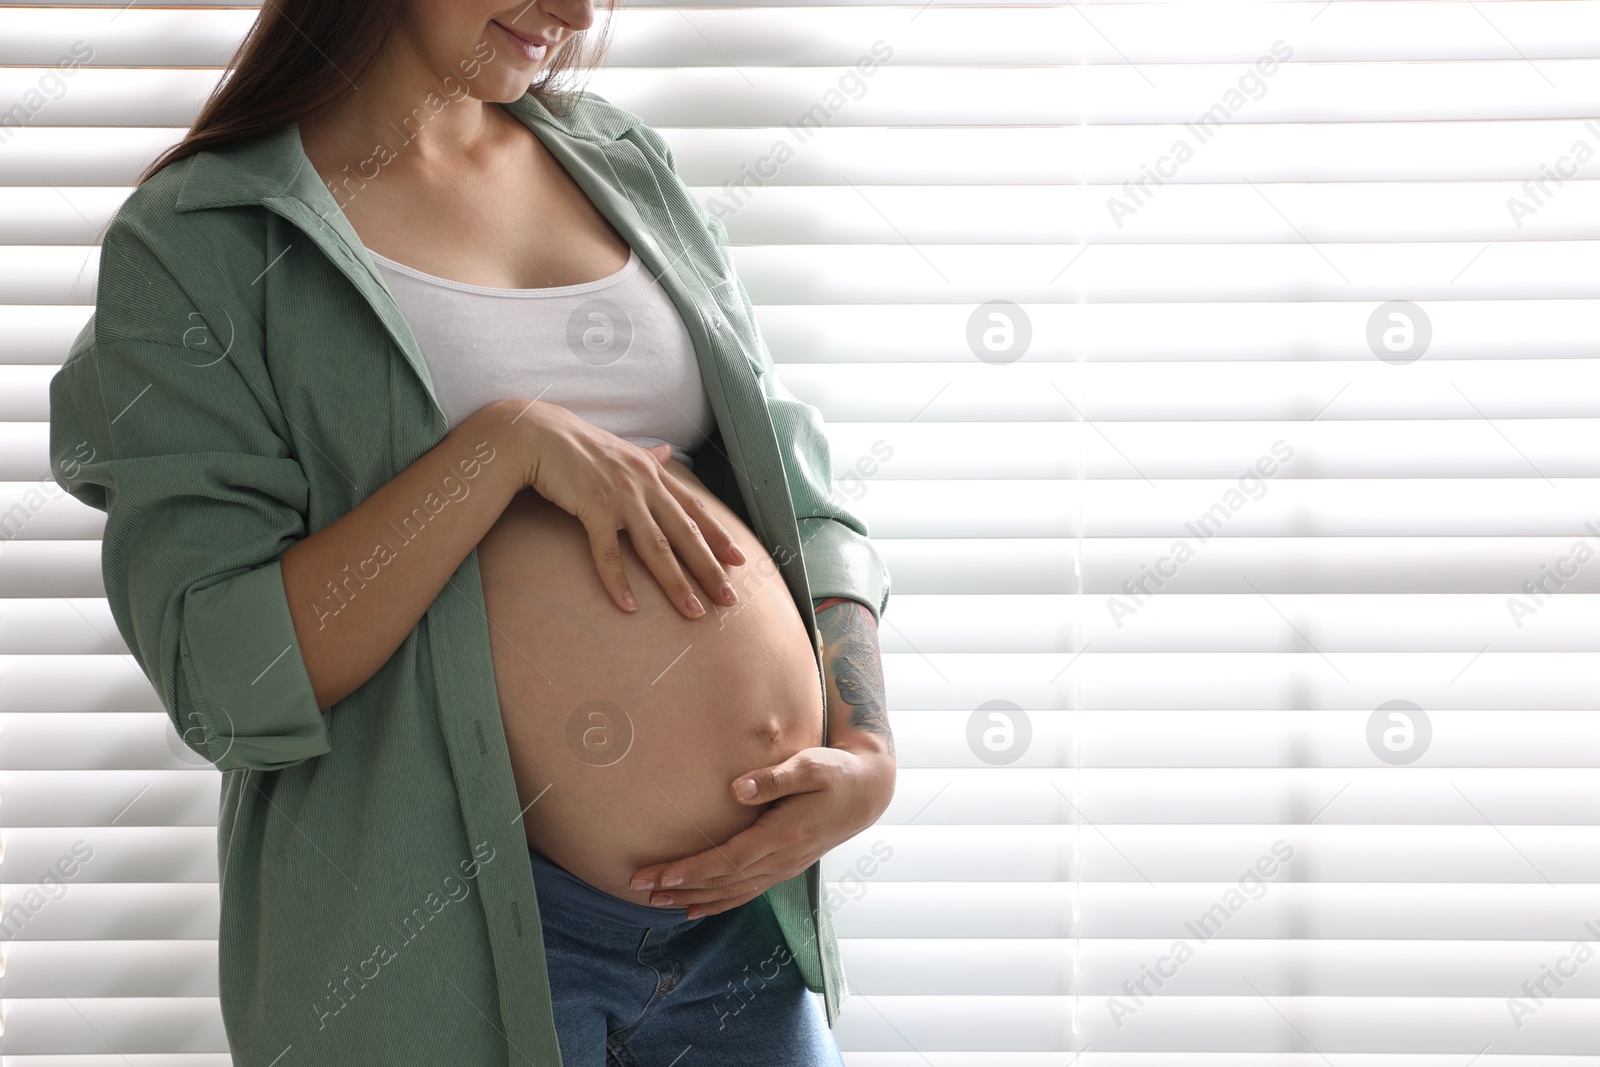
<box><xmin>677</xmin><ymin>884</ymin><xmax>773</xmax><ymax>918</ymax></box>
<box><xmin>581</xmin><ymin>467</ymin><xmax>736</xmax><ymax>617</ymax></box>
<box><xmin>658</xmin><ymin>505</ymin><xmax>737</xmax><ymax>608</ymax></box>
<box><xmin>674</xmin><ymin>479</ymin><xmax>747</xmax><ymax>569</ymax></box>
<box><xmin>650</xmin><ymin>485</ymin><xmax>744</xmax><ymax>605</ymax></box>
<box><xmin>622</xmin><ymin>507</ymin><xmax>707</xmax><ymax>619</ymax></box>
<box><xmin>584</xmin><ymin>523</ymin><xmax>638</xmax><ymax>612</ymax></box>
<box><xmin>638</xmin><ymin>443</ymin><xmax>741</xmax><ymax>589</ymax></box>
<box><xmin>533</xmin><ymin>421</ymin><xmax>750</xmax><ymax>615</ymax></box>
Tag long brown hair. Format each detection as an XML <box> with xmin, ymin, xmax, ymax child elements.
<box><xmin>135</xmin><ymin>0</ymin><xmax>616</xmax><ymax>187</ymax></box>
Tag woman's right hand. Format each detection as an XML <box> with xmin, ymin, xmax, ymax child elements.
<box><xmin>494</xmin><ymin>398</ymin><xmax>746</xmax><ymax>618</ymax></box>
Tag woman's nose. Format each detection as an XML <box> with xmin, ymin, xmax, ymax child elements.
<box><xmin>542</xmin><ymin>0</ymin><xmax>595</xmax><ymax>35</ymax></box>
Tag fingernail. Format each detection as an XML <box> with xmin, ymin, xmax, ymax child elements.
<box><xmin>720</xmin><ymin>582</ymin><xmax>736</xmax><ymax>604</ymax></box>
<box><xmin>684</xmin><ymin>593</ymin><xmax>704</xmax><ymax>616</ymax></box>
<box><xmin>652</xmin><ymin>894</ymin><xmax>675</xmax><ymax>906</ymax></box>
<box><xmin>631</xmin><ymin>877</ymin><xmax>653</xmax><ymax>890</ymax></box>
<box><xmin>662</xmin><ymin>873</ymin><xmax>684</xmax><ymax>887</ymax></box>
<box><xmin>735</xmin><ymin>778</ymin><xmax>758</xmax><ymax>800</ymax></box>
<box><xmin>621</xmin><ymin>590</ymin><xmax>637</xmax><ymax>610</ymax></box>
<box><xmin>728</xmin><ymin>543</ymin><xmax>747</xmax><ymax>564</ymax></box>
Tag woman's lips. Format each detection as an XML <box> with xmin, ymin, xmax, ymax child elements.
<box><xmin>493</xmin><ymin>20</ymin><xmax>550</xmax><ymax>62</ymax></box>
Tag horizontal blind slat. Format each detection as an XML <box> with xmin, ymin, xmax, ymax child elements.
<box><xmin>5</xmin><ymin>5</ymin><xmax>1600</xmax><ymax>67</ymax></box>
<box><xmin>9</xmin><ymin>123</ymin><xmax>1600</xmax><ymax>186</ymax></box>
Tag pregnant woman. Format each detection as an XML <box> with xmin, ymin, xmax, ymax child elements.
<box><xmin>47</xmin><ymin>2</ymin><xmax>893</xmax><ymax>1065</ymax></box>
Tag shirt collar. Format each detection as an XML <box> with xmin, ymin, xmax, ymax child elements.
<box><xmin>172</xmin><ymin>89</ymin><xmax>643</xmax><ymax>214</ymax></box>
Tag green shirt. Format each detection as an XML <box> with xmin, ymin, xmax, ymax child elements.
<box><xmin>48</xmin><ymin>88</ymin><xmax>891</xmax><ymax>1065</ymax></box>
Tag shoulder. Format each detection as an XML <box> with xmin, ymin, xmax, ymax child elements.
<box><xmin>105</xmin><ymin>155</ymin><xmax>270</xmax><ymax>280</ymax></box>
<box><xmin>538</xmin><ymin>88</ymin><xmax>677</xmax><ymax>165</ymax></box>
<box><xmin>568</xmin><ymin>87</ymin><xmax>648</xmax><ymax>135</ymax></box>
<box><xmin>111</xmin><ymin>153</ymin><xmax>236</xmax><ymax>246</ymax></box>
<box><xmin>103</xmin><ymin>155</ymin><xmax>200</xmax><ymax>260</ymax></box>
<box><xmin>94</xmin><ymin>157</ymin><xmax>271</xmax><ymax>349</ymax></box>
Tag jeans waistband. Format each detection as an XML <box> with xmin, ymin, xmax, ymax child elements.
<box><xmin>528</xmin><ymin>845</ymin><xmax>691</xmax><ymax>927</ymax></box>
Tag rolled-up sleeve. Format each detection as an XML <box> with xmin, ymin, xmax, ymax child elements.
<box><xmin>637</xmin><ymin>123</ymin><xmax>893</xmax><ymax>623</ymax></box>
<box><xmin>50</xmin><ymin>311</ymin><xmax>329</xmax><ymax>772</ymax></box>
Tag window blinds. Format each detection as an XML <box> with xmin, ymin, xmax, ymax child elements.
<box><xmin>4</xmin><ymin>1</ymin><xmax>1600</xmax><ymax>1063</ymax></box>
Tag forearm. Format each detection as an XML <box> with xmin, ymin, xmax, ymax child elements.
<box><xmin>282</xmin><ymin>400</ymin><xmax>532</xmax><ymax>711</ymax></box>
<box><xmin>815</xmin><ymin>596</ymin><xmax>894</xmax><ymax>759</ymax></box>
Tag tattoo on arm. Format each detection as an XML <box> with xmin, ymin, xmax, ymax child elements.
<box><xmin>816</xmin><ymin>599</ymin><xmax>894</xmax><ymax>757</ymax></box>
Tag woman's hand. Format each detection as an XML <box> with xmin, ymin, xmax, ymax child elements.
<box><xmin>628</xmin><ymin>596</ymin><xmax>896</xmax><ymax>916</ymax></box>
<box><xmin>488</xmin><ymin>398</ymin><xmax>746</xmax><ymax>618</ymax></box>
<box><xmin>627</xmin><ymin>745</ymin><xmax>896</xmax><ymax>918</ymax></box>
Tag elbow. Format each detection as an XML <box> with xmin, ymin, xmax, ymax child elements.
<box><xmin>798</xmin><ymin>517</ymin><xmax>892</xmax><ymax>625</ymax></box>
<box><xmin>166</xmin><ymin>558</ymin><xmax>333</xmax><ymax>772</ymax></box>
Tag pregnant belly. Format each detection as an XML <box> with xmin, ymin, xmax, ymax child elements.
<box><xmin>475</xmin><ymin>457</ymin><xmax>825</xmax><ymax>907</ymax></box>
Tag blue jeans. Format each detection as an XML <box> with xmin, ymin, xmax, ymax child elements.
<box><xmin>531</xmin><ymin>846</ymin><xmax>847</xmax><ymax>1067</ymax></box>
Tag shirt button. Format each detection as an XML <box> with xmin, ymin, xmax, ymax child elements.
<box><xmin>709</xmin><ymin>309</ymin><xmax>725</xmax><ymax>329</ymax></box>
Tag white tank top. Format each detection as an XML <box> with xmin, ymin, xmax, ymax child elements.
<box><xmin>366</xmin><ymin>245</ymin><xmax>716</xmax><ymax>470</ymax></box>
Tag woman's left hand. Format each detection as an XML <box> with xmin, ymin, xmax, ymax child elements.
<box><xmin>628</xmin><ymin>744</ymin><xmax>896</xmax><ymax>918</ymax></box>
